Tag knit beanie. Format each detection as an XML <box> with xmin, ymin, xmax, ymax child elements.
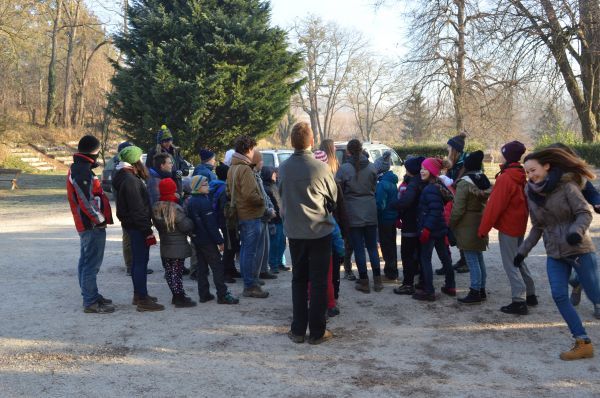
<box><xmin>404</xmin><ymin>156</ymin><xmax>425</xmax><ymax>175</ymax></box>
<box><xmin>501</xmin><ymin>141</ymin><xmax>526</xmax><ymax>163</ymax></box>
<box><xmin>422</xmin><ymin>157</ymin><xmax>443</xmax><ymax>178</ymax></box>
<box><xmin>117</xmin><ymin>141</ymin><xmax>133</xmax><ymax>153</ymax></box>
<box><xmin>314</xmin><ymin>150</ymin><xmax>328</xmax><ymax>163</ymax></box>
<box><xmin>215</xmin><ymin>162</ymin><xmax>229</xmax><ymax>181</ymax></box>
<box><xmin>223</xmin><ymin>149</ymin><xmax>235</xmax><ymax>166</ymax></box>
<box><xmin>464</xmin><ymin>150</ymin><xmax>484</xmax><ymax>172</ymax></box>
<box><xmin>118</xmin><ymin>145</ymin><xmax>143</xmax><ymax>164</ymax></box>
<box><xmin>447</xmin><ymin>132</ymin><xmax>466</xmax><ymax>153</ymax></box>
<box><xmin>157</xmin><ymin>125</ymin><xmax>173</xmax><ymax>144</ymax></box>
<box><xmin>190</xmin><ymin>175</ymin><xmax>208</xmax><ymax>195</ymax></box>
<box><xmin>374</xmin><ymin>151</ymin><xmax>392</xmax><ymax>174</ymax></box>
<box><xmin>78</xmin><ymin>135</ymin><xmax>100</xmax><ymax>154</ymax></box>
<box><xmin>199</xmin><ymin>149</ymin><xmax>215</xmax><ymax>162</ymax></box>
<box><xmin>159</xmin><ymin>178</ymin><xmax>178</xmax><ymax>203</ymax></box>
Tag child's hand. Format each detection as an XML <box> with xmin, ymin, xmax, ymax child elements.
<box><xmin>419</xmin><ymin>228</ymin><xmax>430</xmax><ymax>244</ymax></box>
<box><xmin>218</xmin><ymin>244</ymin><xmax>224</xmax><ymax>252</ymax></box>
<box><xmin>145</xmin><ymin>234</ymin><xmax>157</xmax><ymax>247</ymax></box>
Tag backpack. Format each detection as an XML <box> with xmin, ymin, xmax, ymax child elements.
<box><xmin>211</xmin><ymin>183</ymin><xmax>227</xmax><ymax>229</ymax></box>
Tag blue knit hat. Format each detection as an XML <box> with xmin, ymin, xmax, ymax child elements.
<box><xmin>199</xmin><ymin>149</ymin><xmax>215</xmax><ymax>162</ymax></box>
<box><xmin>404</xmin><ymin>156</ymin><xmax>425</xmax><ymax>175</ymax></box>
<box><xmin>117</xmin><ymin>141</ymin><xmax>133</xmax><ymax>153</ymax></box>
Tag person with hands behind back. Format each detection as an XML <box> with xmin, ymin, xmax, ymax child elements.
<box><xmin>113</xmin><ymin>145</ymin><xmax>165</xmax><ymax>312</ymax></box>
<box><xmin>515</xmin><ymin>148</ymin><xmax>600</xmax><ymax>361</ymax></box>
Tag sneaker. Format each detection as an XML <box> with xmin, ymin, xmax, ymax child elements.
<box><xmin>308</xmin><ymin>330</ymin><xmax>333</xmax><ymax>345</ymax></box>
<box><xmin>559</xmin><ymin>338</ymin><xmax>594</xmax><ymax>361</ymax></box>
<box><xmin>500</xmin><ymin>301</ymin><xmax>528</xmax><ymax>315</ymax></box>
<box><xmin>199</xmin><ymin>293</ymin><xmax>215</xmax><ymax>303</ymax></box>
<box><xmin>393</xmin><ymin>284</ymin><xmax>415</xmax><ymax>295</ymax></box>
<box><xmin>327</xmin><ymin>307</ymin><xmax>340</xmax><ymax>317</ymax></box>
<box><xmin>570</xmin><ymin>285</ymin><xmax>582</xmax><ymax>306</ymax></box>
<box><xmin>287</xmin><ymin>330</ymin><xmax>305</xmax><ymax>344</ymax></box>
<box><xmin>434</xmin><ymin>268</ymin><xmax>445</xmax><ymax>276</ymax></box>
<box><xmin>441</xmin><ymin>286</ymin><xmax>457</xmax><ymax>297</ymax></box>
<box><xmin>344</xmin><ymin>271</ymin><xmax>357</xmax><ymax>281</ymax></box>
<box><xmin>84</xmin><ymin>302</ymin><xmax>115</xmax><ymax>314</ymax></box>
<box><xmin>526</xmin><ymin>295</ymin><xmax>538</xmax><ymax>306</ymax></box>
<box><xmin>217</xmin><ymin>292</ymin><xmax>240</xmax><ymax>304</ymax></box>
<box><xmin>259</xmin><ymin>271</ymin><xmax>278</xmax><ymax>280</ymax></box>
<box><xmin>97</xmin><ymin>295</ymin><xmax>113</xmax><ymax>305</ymax></box>
<box><xmin>412</xmin><ymin>291</ymin><xmax>436</xmax><ymax>301</ymax></box>
<box><xmin>243</xmin><ymin>285</ymin><xmax>269</xmax><ymax>298</ymax></box>
<box><xmin>136</xmin><ymin>297</ymin><xmax>165</xmax><ymax>312</ymax></box>
<box><xmin>479</xmin><ymin>289</ymin><xmax>487</xmax><ymax>301</ymax></box>
<box><xmin>457</xmin><ymin>288</ymin><xmax>482</xmax><ymax>304</ymax></box>
<box><xmin>132</xmin><ymin>293</ymin><xmax>157</xmax><ymax>305</ymax></box>
<box><xmin>279</xmin><ymin>265</ymin><xmax>291</xmax><ymax>272</ymax></box>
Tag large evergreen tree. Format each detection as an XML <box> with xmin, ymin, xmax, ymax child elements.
<box><xmin>401</xmin><ymin>88</ymin><xmax>431</xmax><ymax>142</ymax></box>
<box><xmin>110</xmin><ymin>0</ymin><xmax>302</xmax><ymax>153</ymax></box>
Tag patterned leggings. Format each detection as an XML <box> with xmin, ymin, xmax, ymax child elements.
<box><xmin>163</xmin><ymin>257</ymin><xmax>185</xmax><ymax>295</ymax></box>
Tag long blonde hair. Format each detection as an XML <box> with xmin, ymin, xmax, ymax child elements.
<box><xmin>320</xmin><ymin>139</ymin><xmax>339</xmax><ymax>174</ymax></box>
<box><xmin>153</xmin><ymin>201</ymin><xmax>178</xmax><ymax>232</ymax></box>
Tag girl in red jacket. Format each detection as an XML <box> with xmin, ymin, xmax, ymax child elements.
<box><xmin>478</xmin><ymin>141</ymin><xmax>537</xmax><ymax>315</ymax></box>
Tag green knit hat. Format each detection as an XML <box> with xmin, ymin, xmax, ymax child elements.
<box><xmin>119</xmin><ymin>145</ymin><xmax>143</xmax><ymax>164</ymax></box>
<box><xmin>157</xmin><ymin>125</ymin><xmax>173</xmax><ymax>143</ymax></box>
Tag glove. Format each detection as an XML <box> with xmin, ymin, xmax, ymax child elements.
<box><xmin>566</xmin><ymin>232</ymin><xmax>582</xmax><ymax>246</ymax></box>
<box><xmin>175</xmin><ymin>170</ymin><xmax>183</xmax><ymax>179</ymax></box>
<box><xmin>419</xmin><ymin>228</ymin><xmax>430</xmax><ymax>244</ymax></box>
<box><xmin>145</xmin><ymin>234</ymin><xmax>157</xmax><ymax>247</ymax></box>
<box><xmin>513</xmin><ymin>254</ymin><xmax>525</xmax><ymax>268</ymax></box>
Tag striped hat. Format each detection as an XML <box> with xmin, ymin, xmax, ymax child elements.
<box><xmin>190</xmin><ymin>175</ymin><xmax>208</xmax><ymax>194</ymax></box>
<box><xmin>314</xmin><ymin>150</ymin><xmax>328</xmax><ymax>163</ymax></box>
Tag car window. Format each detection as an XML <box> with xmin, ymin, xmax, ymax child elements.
<box><xmin>262</xmin><ymin>153</ymin><xmax>275</xmax><ymax>167</ymax></box>
<box><xmin>335</xmin><ymin>149</ymin><xmax>345</xmax><ymax>166</ymax></box>
<box><xmin>390</xmin><ymin>150</ymin><xmax>402</xmax><ymax>166</ymax></box>
<box><xmin>369</xmin><ymin>150</ymin><xmax>381</xmax><ymax>160</ymax></box>
<box><xmin>104</xmin><ymin>157</ymin><xmax>114</xmax><ymax>171</ymax></box>
<box><xmin>277</xmin><ymin>153</ymin><xmax>291</xmax><ymax>165</ymax></box>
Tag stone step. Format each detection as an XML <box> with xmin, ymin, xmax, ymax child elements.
<box><xmin>20</xmin><ymin>157</ymin><xmax>41</xmax><ymax>162</ymax></box>
<box><xmin>30</xmin><ymin>161</ymin><xmax>50</xmax><ymax>167</ymax></box>
<box><xmin>54</xmin><ymin>156</ymin><xmax>73</xmax><ymax>162</ymax></box>
<box><xmin>36</xmin><ymin>165</ymin><xmax>55</xmax><ymax>171</ymax></box>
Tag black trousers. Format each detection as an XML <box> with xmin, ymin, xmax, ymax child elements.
<box><xmin>378</xmin><ymin>223</ymin><xmax>398</xmax><ymax>279</ymax></box>
<box><xmin>400</xmin><ymin>236</ymin><xmax>420</xmax><ymax>286</ymax></box>
<box><xmin>343</xmin><ymin>238</ymin><xmax>354</xmax><ymax>273</ymax></box>
<box><xmin>289</xmin><ymin>234</ymin><xmax>332</xmax><ymax>339</ymax></box>
<box><xmin>195</xmin><ymin>243</ymin><xmax>227</xmax><ymax>299</ymax></box>
<box><xmin>223</xmin><ymin>228</ymin><xmax>240</xmax><ymax>277</ymax></box>
<box><xmin>332</xmin><ymin>251</ymin><xmax>341</xmax><ymax>299</ymax></box>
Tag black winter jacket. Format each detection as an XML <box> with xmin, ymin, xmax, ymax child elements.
<box><xmin>112</xmin><ymin>168</ymin><xmax>153</xmax><ymax>235</ymax></box>
<box><xmin>394</xmin><ymin>174</ymin><xmax>425</xmax><ymax>236</ymax></box>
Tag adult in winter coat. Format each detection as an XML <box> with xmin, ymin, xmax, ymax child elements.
<box><xmin>446</xmin><ymin>132</ymin><xmax>469</xmax><ymax>272</ymax></box>
<box><xmin>478</xmin><ymin>141</ymin><xmax>537</xmax><ymax>315</ymax></box>
<box><xmin>449</xmin><ymin>151</ymin><xmax>492</xmax><ymax>304</ymax></box>
<box><xmin>516</xmin><ymin>148</ymin><xmax>600</xmax><ymax>361</ymax></box>
<box><xmin>336</xmin><ymin>139</ymin><xmax>382</xmax><ymax>293</ymax></box>
<box><xmin>374</xmin><ymin>151</ymin><xmax>399</xmax><ymax>281</ymax></box>
<box><xmin>145</xmin><ymin>125</ymin><xmax>189</xmax><ymax>195</ymax></box>
<box><xmin>67</xmin><ymin>135</ymin><xmax>114</xmax><ymax>313</ymax></box>
<box><xmin>261</xmin><ymin>166</ymin><xmax>286</xmax><ymax>275</ymax></box>
<box><xmin>113</xmin><ymin>145</ymin><xmax>165</xmax><ymax>312</ymax></box>
<box><xmin>147</xmin><ymin>153</ymin><xmax>174</xmax><ymax>207</ymax></box>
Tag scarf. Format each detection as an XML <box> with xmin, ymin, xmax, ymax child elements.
<box><xmin>527</xmin><ymin>167</ymin><xmax>564</xmax><ymax>206</ymax></box>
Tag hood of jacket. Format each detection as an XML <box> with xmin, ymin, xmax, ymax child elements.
<box><xmin>208</xmin><ymin>179</ymin><xmax>225</xmax><ymax>194</ymax></box>
<box><xmin>379</xmin><ymin>170</ymin><xmax>398</xmax><ymax>185</ymax></box>
<box><xmin>345</xmin><ymin>154</ymin><xmax>370</xmax><ymax>171</ymax></box>
<box><xmin>231</xmin><ymin>152</ymin><xmax>253</xmax><ymax>167</ymax></box>
<box><xmin>461</xmin><ymin>171</ymin><xmax>492</xmax><ymax>191</ymax></box>
<box><xmin>112</xmin><ymin>166</ymin><xmax>136</xmax><ymax>192</ymax></box>
<box><xmin>261</xmin><ymin>166</ymin><xmax>276</xmax><ymax>184</ymax></box>
<box><xmin>498</xmin><ymin>162</ymin><xmax>526</xmax><ymax>186</ymax></box>
<box><xmin>149</xmin><ymin>167</ymin><xmax>171</xmax><ymax>179</ymax></box>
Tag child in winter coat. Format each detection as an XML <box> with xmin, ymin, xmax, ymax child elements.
<box><xmin>449</xmin><ymin>151</ymin><xmax>492</xmax><ymax>304</ymax></box>
<box><xmin>393</xmin><ymin>156</ymin><xmax>425</xmax><ymax>295</ymax></box>
<box><xmin>261</xmin><ymin>166</ymin><xmax>287</xmax><ymax>275</ymax></box>
<box><xmin>478</xmin><ymin>141</ymin><xmax>537</xmax><ymax>315</ymax></box>
<box><xmin>152</xmin><ymin>178</ymin><xmax>196</xmax><ymax>307</ymax></box>
<box><xmin>188</xmin><ymin>175</ymin><xmax>239</xmax><ymax>304</ymax></box>
<box><xmin>413</xmin><ymin>158</ymin><xmax>455</xmax><ymax>301</ymax></box>
<box><xmin>374</xmin><ymin>151</ymin><xmax>400</xmax><ymax>281</ymax></box>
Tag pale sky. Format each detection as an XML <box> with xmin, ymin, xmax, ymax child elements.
<box><xmin>89</xmin><ymin>0</ymin><xmax>408</xmax><ymax>57</ymax></box>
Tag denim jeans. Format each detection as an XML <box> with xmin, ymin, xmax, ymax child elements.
<box><xmin>253</xmin><ymin>221</ymin><xmax>270</xmax><ymax>278</ymax></box>
<box><xmin>268</xmin><ymin>223</ymin><xmax>286</xmax><ymax>272</ymax></box>
<box><xmin>547</xmin><ymin>253</ymin><xmax>600</xmax><ymax>339</ymax></box>
<box><xmin>464</xmin><ymin>250</ymin><xmax>486</xmax><ymax>290</ymax></box>
<box><xmin>420</xmin><ymin>236</ymin><xmax>454</xmax><ymax>294</ymax></box>
<box><xmin>78</xmin><ymin>228</ymin><xmax>106</xmax><ymax>307</ymax></box>
<box><xmin>126</xmin><ymin>229</ymin><xmax>150</xmax><ymax>297</ymax></box>
<box><xmin>239</xmin><ymin>218</ymin><xmax>262</xmax><ymax>288</ymax></box>
<box><xmin>349</xmin><ymin>225</ymin><xmax>381</xmax><ymax>279</ymax></box>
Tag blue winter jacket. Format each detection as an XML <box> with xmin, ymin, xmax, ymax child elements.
<box><xmin>375</xmin><ymin>171</ymin><xmax>399</xmax><ymax>225</ymax></box>
<box><xmin>209</xmin><ymin>179</ymin><xmax>227</xmax><ymax>232</ymax></box>
<box><xmin>582</xmin><ymin>181</ymin><xmax>600</xmax><ymax>213</ymax></box>
<box><xmin>331</xmin><ymin>220</ymin><xmax>345</xmax><ymax>257</ymax></box>
<box><xmin>192</xmin><ymin>163</ymin><xmax>217</xmax><ymax>182</ymax></box>
<box><xmin>187</xmin><ymin>193</ymin><xmax>224</xmax><ymax>246</ymax></box>
<box><xmin>417</xmin><ymin>181</ymin><xmax>452</xmax><ymax>238</ymax></box>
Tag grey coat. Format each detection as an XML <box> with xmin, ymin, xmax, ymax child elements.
<box><xmin>518</xmin><ymin>174</ymin><xmax>595</xmax><ymax>259</ymax></box>
<box><xmin>278</xmin><ymin>149</ymin><xmax>337</xmax><ymax>239</ymax></box>
<box><xmin>335</xmin><ymin>155</ymin><xmax>378</xmax><ymax>228</ymax></box>
<box><xmin>152</xmin><ymin>202</ymin><xmax>194</xmax><ymax>259</ymax></box>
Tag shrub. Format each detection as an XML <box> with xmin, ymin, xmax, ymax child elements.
<box><xmin>0</xmin><ymin>155</ymin><xmax>35</xmax><ymax>173</ymax></box>
<box><xmin>572</xmin><ymin>143</ymin><xmax>600</xmax><ymax>167</ymax></box>
<box><xmin>393</xmin><ymin>143</ymin><xmax>484</xmax><ymax>160</ymax></box>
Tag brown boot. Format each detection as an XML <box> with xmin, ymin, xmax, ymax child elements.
<box><xmin>132</xmin><ymin>293</ymin><xmax>158</xmax><ymax>305</ymax></box>
<box><xmin>373</xmin><ymin>276</ymin><xmax>384</xmax><ymax>292</ymax></box>
<box><xmin>136</xmin><ymin>296</ymin><xmax>165</xmax><ymax>312</ymax></box>
<box><xmin>355</xmin><ymin>278</ymin><xmax>370</xmax><ymax>294</ymax></box>
<box><xmin>559</xmin><ymin>339</ymin><xmax>594</xmax><ymax>360</ymax></box>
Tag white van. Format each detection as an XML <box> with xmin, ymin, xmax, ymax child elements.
<box><xmin>260</xmin><ymin>149</ymin><xmax>294</xmax><ymax>169</ymax></box>
<box><xmin>334</xmin><ymin>141</ymin><xmax>404</xmax><ymax>180</ymax></box>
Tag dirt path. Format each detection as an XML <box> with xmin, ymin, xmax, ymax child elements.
<box><xmin>0</xmin><ymin>180</ymin><xmax>599</xmax><ymax>397</ymax></box>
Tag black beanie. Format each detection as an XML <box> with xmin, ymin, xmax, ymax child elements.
<box><xmin>78</xmin><ymin>135</ymin><xmax>100</xmax><ymax>154</ymax></box>
<box><xmin>464</xmin><ymin>150</ymin><xmax>484</xmax><ymax>172</ymax></box>
<box><xmin>215</xmin><ymin>162</ymin><xmax>229</xmax><ymax>181</ymax></box>
<box><xmin>447</xmin><ymin>132</ymin><xmax>466</xmax><ymax>153</ymax></box>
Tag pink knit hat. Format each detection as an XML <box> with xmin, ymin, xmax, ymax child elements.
<box><xmin>421</xmin><ymin>157</ymin><xmax>443</xmax><ymax>178</ymax></box>
<box><xmin>314</xmin><ymin>150</ymin><xmax>328</xmax><ymax>163</ymax></box>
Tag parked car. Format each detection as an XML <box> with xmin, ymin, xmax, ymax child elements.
<box><xmin>101</xmin><ymin>154</ymin><xmax>193</xmax><ymax>193</ymax></box>
<box><xmin>334</xmin><ymin>141</ymin><xmax>404</xmax><ymax>181</ymax></box>
<box><xmin>260</xmin><ymin>149</ymin><xmax>294</xmax><ymax>169</ymax></box>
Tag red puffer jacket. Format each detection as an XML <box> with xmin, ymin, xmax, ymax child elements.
<box><xmin>478</xmin><ymin>163</ymin><xmax>528</xmax><ymax>238</ymax></box>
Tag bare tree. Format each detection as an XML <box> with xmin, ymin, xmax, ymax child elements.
<box><xmin>293</xmin><ymin>16</ymin><xmax>366</xmax><ymax>144</ymax></box>
<box><xmin>346</xmin><ymin>57</ymin><xmax>404</xmax><ymax>142</ymax></box>
<box><xmin>44</xmin><ymin>0</ymin><xmax>64</xmax><ymax>126</ymax></box>
<box><xmin>276</xmin><ymin>110</ymin><xmax>296</xmax><ymax>146</ymax></box>
<box><xmin>61</xmin><ymin>0</ymin><xmax>82</xmax><ymax>127</ymax></box>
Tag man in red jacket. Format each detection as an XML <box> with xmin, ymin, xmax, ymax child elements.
<box><xmin>478</xmin><ymin>141</ymin><xmax>537</xmax><ymax>315</ymax></box>
<box><xmin>67</xmin><ymin>135</ymin><xmax>114</xmax><ymax>313</ymax></box>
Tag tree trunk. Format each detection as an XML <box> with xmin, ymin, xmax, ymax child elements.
<box><xmin>45</xmin><ymin>0</ymin><xmax>63</xmax><ymax>127</ymax></box>
<box><xmin>454</xmin><ymin>0</ymin><xmax>466</xmax><ymax>133</ymax></box>
<box><xmin>579</xmin><ymin>0</ymin><xmax>600</xmax><ymax>141</ymax></box>
<box><xmin>62</xmin><ymin>0</ymin><xmax>81</xmax><ymax>128</ymax></box>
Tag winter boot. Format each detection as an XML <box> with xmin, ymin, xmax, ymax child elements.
<box><xmin>526</xmin><ymin>295</ymin><xmax>538</xmax><ymax>306</ymax></box>
<box><xmin>355</xmin><ymin>278</ymin><xmax>370</xmax><ymax>294</ymax></box>
<box><xmin>242</xmin><ymin>285</ymin><xmax>269</xmax><ymax>298</ymax></box>
<box><xmin>570</xmin><ymin>285</ymin><xmax>582</xmax><ymax>306</ymax></box>
<box><xmin>479</xmin><ymin>289</ymin><xmax>487</xmax><ymax>301</ymax></box>
<box><xmin>172</xmin><ymin>293</ymin><xmax>197</xmax><ymax>308</ymax></box>
<box><xmin>373</xmin><ymin>276</ymin><xmax>384</xmax><ymax>292</ymax></box>
<box><xmin>559</xmin><ymin>339</ymin><xmax>594</xmax><ymax>361</ymax></box>
<box><xmin>457</xmin><ymin>288</ymin><xmax>482</xmax><ymax>304</ymax></box>
<box><xmin>394</xmin><ymin>284</ymin><xmax>415</xmax><ymax>295</ymax></box>
<box><xmin>500</xmin><ymin>301</ymin><xmax>528</xmax><ymax>315</ymax></box>
<box><xmin>136</xmin><ymin>296</ymin><xmax>165</xmax><ymax>312</ymax></box>
<box><xmin>132</xmin><ymin>293</ymin><xmax>157</xmax><ymax>305</ymax></box>
<box><xmin>218</xmin><ymin>291</ymin><xmax>240</xmax><ymax>304</ymax></box>
<box><xmin>441</xmin><ymin>286</ymin><xmax>457</xmax><ymax>297</ymax></box>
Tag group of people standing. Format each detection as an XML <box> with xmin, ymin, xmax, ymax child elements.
<box><xmin>67</xmin><ymin>122</ymin><xmax>600</xmax><ymax>359</ymax></box>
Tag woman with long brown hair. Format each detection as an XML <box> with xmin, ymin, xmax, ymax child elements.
<box><xmin>516</xmin><ymin>147</ymin><xmax>600</xmax><ymax>360</ymax></box>
<box><xmin>320</xmin><ymin>139</ymin><xmax>339</xmax><ymax>175</ymax></box>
